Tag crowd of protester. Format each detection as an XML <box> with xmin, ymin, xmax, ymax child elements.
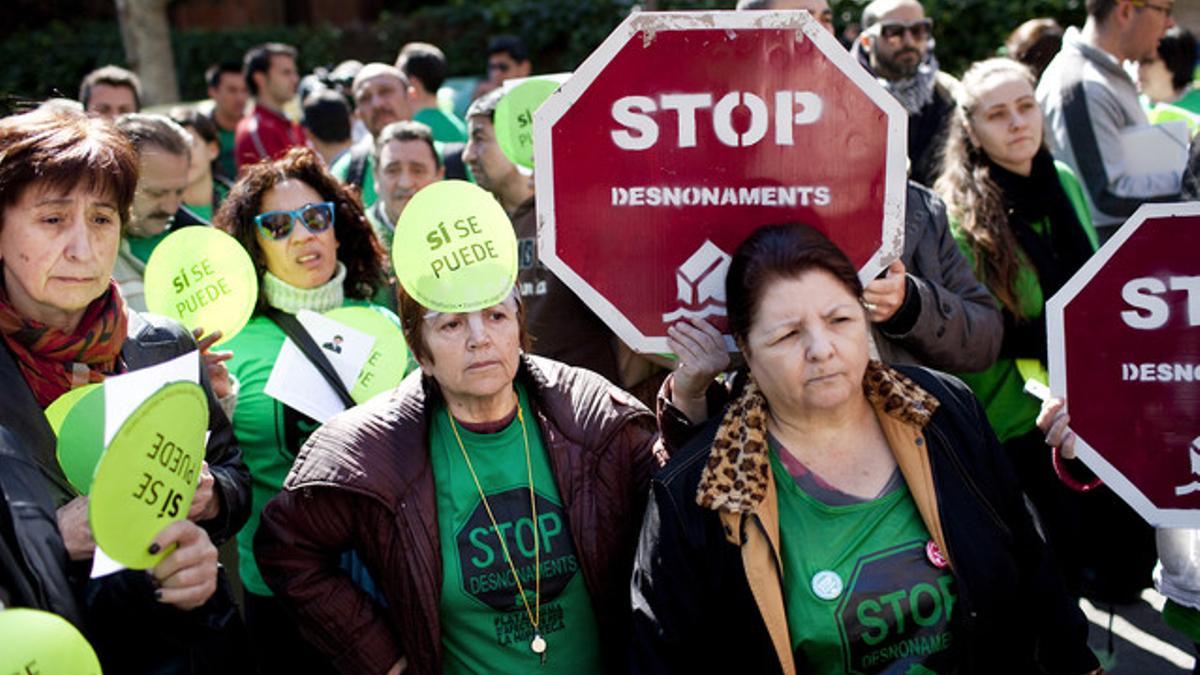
<box><xmin>0</xmin><ymin>0</ymin><xmax>1198</xmax><ymax>673</ymax></box>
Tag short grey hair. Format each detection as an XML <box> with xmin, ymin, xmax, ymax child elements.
<box><xmin>113</xmin><ymin>113</ymin><xmax>192</xmax><ymax>158</ymax></box>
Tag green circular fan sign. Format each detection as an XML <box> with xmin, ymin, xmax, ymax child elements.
<box><xmin>89</xmin><ymin>381</ymin><xmax>209</xmax><ymax>569</ymax></box>
<box><xmin>0</xmin><ymin>608</ymin><xmax>101</xmax><ymax>674</ymax></box>
<box><xmin>325</xmin><ymin>306</ymin><xmax>410</xmax><ymax>403</ymax></box>
<box><xmin>495</xmin><ymin>78</ymin><xmax>558</xmax><ymax>169</ymax></box>
<box><xmin>50</xmin><ymin>384</ymin><xmax>105</xmax><ymax>494</ymax></box>
<box><xmin>144</xmin><ymin>227</ymin><xmax>258</xmax><ymax>346</ymax></box>
<box><xmin>392</xmin><ymin>180</ymin><xmax>517</xmax><ymax>313</ymax></box>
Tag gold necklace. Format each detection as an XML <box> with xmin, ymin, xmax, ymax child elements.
<box><xmin>447</xmin><ymin>401</ymin><xmax>548</xmax><ymax>664</ymax></box>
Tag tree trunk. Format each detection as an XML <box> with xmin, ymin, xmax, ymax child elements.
<box><xmin>114</xmin><ymin>0</ymin><xmax>180</xmax><ymax>107</ymax></box>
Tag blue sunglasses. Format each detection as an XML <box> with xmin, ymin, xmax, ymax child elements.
<box><xmin>254</xmin><ymin>201</ymin><xmax>336</xmax><ymax>240</ymax></box>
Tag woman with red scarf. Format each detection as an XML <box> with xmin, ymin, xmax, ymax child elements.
<box><xmin>0</xmin><ymin>106</ymin><xmax>251</xmax><ymax>673</ymax></box>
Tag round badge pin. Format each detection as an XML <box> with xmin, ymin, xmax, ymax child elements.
<box><xmin>925</xmin><ymin>540</ymin><xmax>949</xmax><ymax>569</ymax></box>
<box><xmin>811</xmin><ymin>570</ymin><xmax>844</xmax><ymax>600</ymax></box>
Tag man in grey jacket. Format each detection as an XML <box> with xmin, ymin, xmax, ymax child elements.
<box><xmin>867</xmin><ymin>182</ymin><xmax>1002</xmax><ymax>373</ymax></box>
<box><xmin>1038</xmin><ymin>0</ymin><xmax>1180</xmax><ymax>241</ymax></box>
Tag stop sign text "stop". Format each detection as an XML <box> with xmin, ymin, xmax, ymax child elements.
<box><xmin>1122</xmin><ymin>275</ymin><xmax>1200</xmax><ymax>329</ymax></box>
<box><xmin>611</xmin><ymin>91</ymin><xmax>824</xmax><ymax>149</ymax></box>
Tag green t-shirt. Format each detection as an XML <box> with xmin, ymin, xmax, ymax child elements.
<box><xmin>216</xmin><ymin>127</ymin><xmax>237</xmax><ymax>182</ymax></box>
<box><xmin>415</xmin><ymin>106</ymin><xmax>469</xmax><ymax>144</ymax></box>
<box><xmin>331</xmin><ymin>149</ymin><xmax>377</xmax><ymax>208</ymax></box>
<box><xmin>771</xmin><ymin>448</ymin><xmax>958</xmax><ymax>674</ymax></box>
<box><xmin>226</xmin><ymin>301</ymin><xmax>407</xmax><ymax>596</ymax></box>
<box><xmin>948</xmin><ymin>161</ymin><xmax>1097</xmax><ymax>442</ymax></box>
<box><xmin>216</xmin><ymin>126</ymin><xmax>236</xmax><ymax>181</ymax></box>
<box><xmin>188</xmin><ymin>202</ymin><xmax>214</xmax><ymax>223</ymax></box>
<box><xmin>1177</xmin><ymin>88</ymin><xmax>1200</xmax><ymax>116</ymax></box>
<box><xmin>125</xmin><ymin>229</ymin><xmax>172</xmax><ymax>264</ymax></box>
<box><xmin>430</xmin><ymin>383</ymin><xmax>604</xmax><ymax>675</ymax></box>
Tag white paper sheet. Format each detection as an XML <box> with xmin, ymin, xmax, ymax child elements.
<box><xmin>1120</xmin><ymin>121</ymin><xmax>1189</xmax><ymax>176</ymax></box>
<box><xmin>263</xmin><ymin>310</ymin><xmax>375</xmax><ymax>423</ymax></box>
<box><xmin>103</xmin><ymin>350</ymin><xmax>200</xmax><ymax>446</ymax></box>
<box><xmin>90</xmin><ymin>545</ymin><xmax>125</xmax><ymax>578</ymax></box>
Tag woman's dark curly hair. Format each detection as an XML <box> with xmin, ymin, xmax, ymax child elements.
<box><xmin>215</xmin><ymin>147</ymin><xmax>387</xmax><ymax>311</ymax></box>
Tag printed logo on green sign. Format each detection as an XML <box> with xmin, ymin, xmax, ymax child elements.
<box><xmin>832</xmin><ymin>541</ymin><xmax>957</xmax><ymax>674</ymax></box>
<box><xmin>454</xmin><ymin>488</ymin><xmax>581</xmax><ymax>648</ymax></box>
<box><xmin>89</xmin><ymin>381</ymin><xmax>209</xmax><ymax>569</ymax></box>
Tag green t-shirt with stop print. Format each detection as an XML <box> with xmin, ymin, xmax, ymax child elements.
<box><xmin>770</xmin><ymin>446</ymin><xmax>960</xmax><ymax>674</ymax></box>
<box><xmin>431</xmin><ymin>382</ymin><xmax>603</xmax><ymax>674</ymax></box>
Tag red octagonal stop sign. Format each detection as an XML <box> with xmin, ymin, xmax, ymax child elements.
<box><xmin>534</xmin><ymin>11</ymin><xmax>907</xmax><ymax>352</ymax></box>
<box><xmin>1048</xmin><ymin>203</ymin><xmax>1200</xmax><ymax>527</ymax></box>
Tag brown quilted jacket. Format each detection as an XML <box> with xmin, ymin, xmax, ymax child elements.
<box><xmin>254</xmin><ymin>355</ymin><xmax>663</xmax><ymax>675</ymax></box>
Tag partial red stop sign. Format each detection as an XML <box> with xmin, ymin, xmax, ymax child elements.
<box><xmin>1047</xmin><ymin>203</ymin><xmax>1200</xmax><ymax>527</ymax></box>
<box><xmin>535</xmin><ymin>11</ymin><xmax>907</xmax><ymax>352</ymax></box>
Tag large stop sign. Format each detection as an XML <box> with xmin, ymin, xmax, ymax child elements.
<box><xmin>534</xmin><ymin>11</ymin><xmax>907</xmax><ymax>352</ymax></box>
<box><xmin>1047</xmin><ymin>203</ymin><xmax>1200</xmax><ymax>527</ymax></box>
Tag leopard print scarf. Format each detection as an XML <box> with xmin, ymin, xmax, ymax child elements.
<box><xmin>696</xmin><ymin>361</ymin><xmax>940</xmax><ymax>513</ymax></box>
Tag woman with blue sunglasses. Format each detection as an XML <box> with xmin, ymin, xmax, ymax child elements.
<box><xmin>215</xmin><ymin>147</ymin><xmax>401</xmax><ymax>675</ymax></box>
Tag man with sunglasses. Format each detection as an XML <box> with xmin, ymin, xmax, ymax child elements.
<box><xmin>851</xmin><ymin>0</ymin><xmax>958</xmax><ymax>188</ymax></box>
<box><xmin>1039</xmin><ymin>0</ymin><xmax>1181</xmax><ymax>243</ymax></box>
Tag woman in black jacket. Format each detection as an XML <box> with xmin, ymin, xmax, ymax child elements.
<box><xmin>0</xmin><ymin>106</ymin><xmax>251</xmax><ymax>672</ymax></box>
<box><xmin>631</xmin><ymin>224</ymin><xmax>1098</xmax><ymax>674</ymax></box>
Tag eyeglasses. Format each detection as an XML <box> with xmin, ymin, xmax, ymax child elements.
<box><xmin>1130</xmin><ymin>0</ymin><xmax>1173</xmax><ymax>17</ymax></box>
<box><xmin>254</xmin><ymin>201</ymin><xmax>335</xmax><ymax>240</ymax></box>
<box><xmin>873</xmin><ymin>18</ymin><xmax>933</xmax><ymax>41</ymax></box>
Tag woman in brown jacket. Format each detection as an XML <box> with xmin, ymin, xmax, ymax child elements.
<box><xmin>253</xmin><ymin>181</ymin><xmax>691</xmax><ymax>675</ymax></box>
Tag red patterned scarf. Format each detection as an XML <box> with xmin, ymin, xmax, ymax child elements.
<box><xmin>0</xmin><ymin>281</ymin><xmax>128</xmax><ymax>408</ymax></box>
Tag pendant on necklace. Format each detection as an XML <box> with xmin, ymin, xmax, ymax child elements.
<box><xmin>531</xmin><ymin>632</ymin><xmax>547</xmax><ymax>664</ymax></box>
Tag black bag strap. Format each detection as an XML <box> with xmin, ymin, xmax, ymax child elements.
<box><xmin>265</xmin><ymin>308</ymin><xmax>356</xmax><ymax>409</ymax></box>
<box><xmin>346</xmin><ymin>142</ymin><xmax>371</xmax><ymax>190</ymax></box>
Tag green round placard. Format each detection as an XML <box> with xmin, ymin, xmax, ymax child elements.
<box><xmin>144</xmin><ymin>227</ymin><xmax>258</xmax><ymax>346</ymax></box>
<box><xmin>391</xmin><ymin>180</ymin><xmax>517</xmax><ymax>313</ymax></box>
<box><xmin>325</xmin><ymin>306</ymin><xmax>410</xmax><ymax>403</ymax></box>
<box><xmin>0</xmin><ymin>608</ymin><xmax>101</xmax><ymax>674</ymax></box>
<box><xmin>89</xmin><ymin>381</ymin><xmax>209</xmax><ymax>569</ymax></box>
<box><xmin>495</xmin><ymin>78</ymin><xmax>558</xmax><ymax>169</ymax></box>
<box><xmin>51</xmin><ymin>384</ymin><xmax>106</xmax><ymax>494</ymax></box>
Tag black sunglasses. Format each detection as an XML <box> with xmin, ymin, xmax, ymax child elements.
<box><xmin>877</xmin><ymin>18</ymin><xmax>933</xmax><ymax>41</ymax></box>
<box><xmin>254</xmin><ymin>201</ymin><xmax>336</xmax><ymax>240</ymax></box>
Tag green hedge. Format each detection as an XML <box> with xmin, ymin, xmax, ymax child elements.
<box><xmin>831</xmin><ymin>0</ymin><xmax>1086</xmax><ymax>76</ymax></box>
<box><xmin>0</xmin><ymin>0</ymin><xmax>1086</xmax><ymax>109</ymax></box>
<box><xmin>0</xmin><ymin>21</ymin><xmax>345</xmax><ymax>107</ymax></box>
